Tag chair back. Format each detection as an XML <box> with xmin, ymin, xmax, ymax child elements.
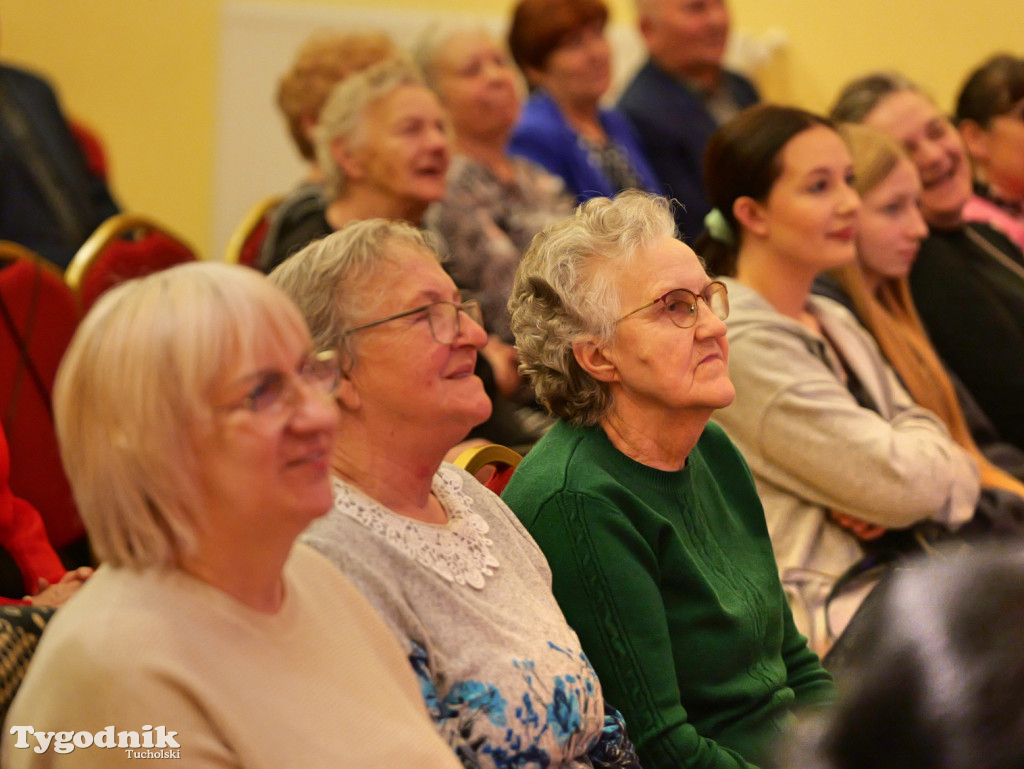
<box><xmin>453</xmin><ymin>443</ymin><xmax>523</xmax><ymax>494</ymax></box>
<box><xmin>66</xmin><ymin>213</ymin><xmax>200</xmax><ymax>313</ymax></box>
<box><xmin>0</xmin><ymin>605</ymin><xmax>57</xmax><ymax>725</ymax></box>
<box><xmin>225</xmin><ymin>196</ymin><xmax>281</xmax><ymax>268</ymax></box>
<box><xmin>0</xmin><ymin>242</ymin><xmax>85</xmax><ymax>551</ymax></box>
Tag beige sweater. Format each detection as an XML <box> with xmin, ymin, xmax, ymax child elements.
<box><xmin>2</xmin><ymin>544</ymin><xmax>462</xmax><ymax>768</ymax></box>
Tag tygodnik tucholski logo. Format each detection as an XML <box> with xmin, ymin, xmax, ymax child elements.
<box><xmin>8</xmin><ymin>724</ymin><xmax>180</xmax><ymax>758</ymax></box>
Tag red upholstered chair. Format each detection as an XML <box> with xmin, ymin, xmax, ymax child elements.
<box><xmin>453</xmin><ymin>443</ymin><xmax>523</xmax><ymax>494</ymax></box>
<box><xmin>66</xmin><ymin>213</ymin><xmax>200</xmax><ymax>313</ymax></box>
<box><xmin>225</xmin><ymin>196</ymin><xmax>281</xmax><ymax>269</ymax></box>
<box><xmin>0</xmin><ymin>242</ymin><xmax>85</xmax><ymax>553</ymax></box>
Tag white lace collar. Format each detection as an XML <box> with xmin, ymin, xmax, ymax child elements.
<box><xmin>331</xmin><ymin>466</ymin><xmax>500</xmax><ymax>589</ymax></box>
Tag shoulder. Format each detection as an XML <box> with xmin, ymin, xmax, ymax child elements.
<box><xmin>618</xmin><ymin>59</ymin><xmax>678</xmax><ymax>104</ymax></box>
<box><xmin>0</xmin><ymin>64</ymin><xmax>59</xmax><ymax>102</ymax></box>
<box><xmin>724</xmin><ymin>69</ymin><xmax>760</xmax><ymax>103</ymax></box>
<box><xmin>515</xmin><ymin>92</ymin><xmax>564</xmax><ymax>130</ymax></box>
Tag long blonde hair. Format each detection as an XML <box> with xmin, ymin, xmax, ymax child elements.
<box><xmin>833</xmin><ymin>123</ymin><xmax>1024</xmax><ymax>496</ymax></box>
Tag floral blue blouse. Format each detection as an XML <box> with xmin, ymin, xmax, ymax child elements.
<box><xmin>301</xmin><ymin>466</ymin><xmax>639</xmax><ymax>768</ymax></box>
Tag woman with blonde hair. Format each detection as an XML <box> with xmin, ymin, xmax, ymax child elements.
<box><xmin>818</xmin><ymin>123</ymin><xmax>1024</xmax><ymax>505</ymax></box>
<box><xmin>831</xmin><ymin>71</ymin><xmax>1024</xmax><ymax>451</ymax></box>
<box><xmin>2</xmin><ymin>262</ymin><xmax>462</xmax><ymax>769</ymax></box>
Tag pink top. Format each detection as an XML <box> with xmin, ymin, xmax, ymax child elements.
<box><xmin>963</xmin><ymin>194</ymin><xmax>1024</xmax><ymax>253</ymax></box>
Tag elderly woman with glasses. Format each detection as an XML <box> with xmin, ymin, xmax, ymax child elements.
<box><xmin>2</xmin><ymin>263</ymin><xmax>463</xmax><ymax>769</ymax></box>
<box><xmin>270</xmin><ymin>219</ymin><xmax>640</xmax><ymax>769</ymax></box>
<box><xmin>500</xmin><ymin>190</ymin><xmax>833</xmax><ymax>769</ymax></box>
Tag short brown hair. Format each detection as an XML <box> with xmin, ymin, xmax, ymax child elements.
<box><xmin>276</xmin><ymin>30</ymin><xmax>396</xmax><ymax>161</ymax></box>
<box><xmin>956</xmin><ymin>54</ymin><xmax>1024</xmax><ymax>128</ymax></box>
<box><xmin>508</xmin><ymin>0</ymin><xmax>608</xmax><ymax>78</ymax></box>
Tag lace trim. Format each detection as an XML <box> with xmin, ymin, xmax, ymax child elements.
<box><xmin>331</xmin><ymin>467</ymin><xmax>500</xmax><ymax>589</ymax></box>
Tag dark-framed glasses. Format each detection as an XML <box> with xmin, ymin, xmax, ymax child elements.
<box><xmin>617</xmin><ymin>281</ymin><xmax>729</xmax><ymax>329</ymax></box>
<box><xmin>345</xmin><ymin>299</ymin><xmax>483</xmax><ymax>345</ymax></box>
<box><xmin>226</xmin><ymin>349</ymin><xmax>341</xmax><ymax>416</ymax></box>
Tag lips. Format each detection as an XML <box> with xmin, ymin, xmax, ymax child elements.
<box><xmin>921</xmin><ymin>157</ymin><xmax>959</xmax><ymax>190</ymax></box>
<box><xmin>286</xmin><ymin>441</ymin><xmax>331</xmax><ymax>470</ymax></box>
<box><xmin>828</xmin><ymin>226</ymin><xmax>856</xmax><ymax>241</ymax></box>
<box><xmin>445</xmin><ymin>358</ymin><xmax>478</xmax><ymax>379</ymax></box>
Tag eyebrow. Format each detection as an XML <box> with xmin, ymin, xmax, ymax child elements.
<box><xmin>409</xmin><ymin>288</ymin><xmax>461</xmax><ymax>304</ymax></box>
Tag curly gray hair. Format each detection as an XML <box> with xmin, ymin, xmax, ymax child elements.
<box><xmin>268</xmin><ymin>218</ymin><xmax>441</xmax><ymax>368</ymax></box>
<box><xmin>509</xmin><ymin>190</ymin><xmax>677</xmax><ymax>426</ymax></box>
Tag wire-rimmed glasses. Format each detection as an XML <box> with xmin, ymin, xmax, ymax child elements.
<box><xmin>617</xmin><ymin>281</ymin><xmax>729</xmax><ymax>329</ymax></box>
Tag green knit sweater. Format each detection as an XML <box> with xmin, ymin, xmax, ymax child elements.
<box><xmin>502</xmin><ymin>420</ymin><xmax>833</xmax><ymax>769</ymax></box>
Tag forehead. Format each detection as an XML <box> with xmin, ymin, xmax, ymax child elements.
<box><xmin>437</xmin><ymin>31</ymin><xmax>500</xmax><ymax>67</ymax></box>
<box><xmin>218</xmin><ymin>322</ymin><xmax>310</xmax><ymax>393</ymax></box>
<box><xmin>367</xmin><ymin>84</ymin><xmax>444</xmax><ymax>125</ymax></box>
<box><xmin>867</xmin><ymin>157</ymin><xmax>921</xmax><ymax>199</ymax></box>
<box><xmin>362</xmin><ymin>244</ymin><xmax>456</xmax><ymax>310</ymax></box>
<box><xmin>615</xmin><ymin>236</ymin><xmax>708</xmax><ymax>300</ymax></box>
<box><xmin>863</xmin><ymin>91</ymin><xmax>942</xmax><ymax>142</ymax></box>
<box><xmin>776</xmin><ymin>125</ymin><xmax>850</xmax><ymax>175</ymax></box>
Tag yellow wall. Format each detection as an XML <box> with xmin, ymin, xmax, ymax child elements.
<box><xmin>1</xmin><ymin>0</ymin><xmax>1020</xmax><ymax>256</ymax></box>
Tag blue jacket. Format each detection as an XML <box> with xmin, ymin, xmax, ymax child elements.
<box><xmin>508</xmin><ymin>90</ymin><xmax>659</xmax><ymax>203</ymax></box>
<box><xmin>618</xmin><ymin>59</ymin><xmax>759</xmax><ymax>241</ymax></box>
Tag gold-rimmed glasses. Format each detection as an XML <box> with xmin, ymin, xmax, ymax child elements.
<box><xmin>617</xmin><ymin>281</ymin><xmax>729</xmax><ymax>329</ymax></box>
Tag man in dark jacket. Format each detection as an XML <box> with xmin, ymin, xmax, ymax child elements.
<box><xmin>618</xmin><ymin>0</ymin><xmax>758</xmax><ymax>241</ymax></box>
<box><xmin>0</xmin><ymin>58</ymin><xmax>119</xmax><ymax>269</ymax></box>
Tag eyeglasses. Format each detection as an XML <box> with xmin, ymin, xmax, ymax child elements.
<box><xmin>345</xmin><ymin>299</ymin><xmax>483</xmax><ymax>345</ymax></box>
<box><xmin>617</xmin><ymin>281</ymin><xmax>729</xmax><ymax>329</ymax></box>
<box><xmin>223</xmin><ymin>350</ymin><xmax>341</xmax><ymax>416</ymax></box>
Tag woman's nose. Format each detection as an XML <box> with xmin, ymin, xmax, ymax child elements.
<box><xmin>695</xmin><ymin>301</ymin><xmax>728</xmax><ymax>340</ymax></box>
<box><xmin>456</xmin><ymin>310</ymin><xmax>489</xmax><ymax>350</ymax></box>
<box><xmin>907</xmin><ymin>206</ymin><xmax>929</xmax><ymax>239</ymax></box>
<box><xmin>290</xmin><ymin>381</ymin><xmax>340</xmax><ymax>433</ymax></box>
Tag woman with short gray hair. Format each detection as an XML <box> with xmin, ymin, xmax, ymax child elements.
<box><xmin>261</xmin><ymin>58</ymin><xmax>450</xmax><ymax>271</ymax></box>
<box><xmin>502</xmin><ymin>190</ymin><xmax>833</xmax><ymax>769</ymax></box>
<box><xmin>271</xmin><ymin>219</ymin><xmax>642</xmax><ymax>769</ymax></box>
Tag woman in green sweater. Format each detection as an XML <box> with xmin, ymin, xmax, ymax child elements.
<box><xmin>502</xmin><ymin>190</ymin><xmax>834</xmax><ymax>769</ymax></box>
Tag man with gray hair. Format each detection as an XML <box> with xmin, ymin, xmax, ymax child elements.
<box><xmin>617</xmin><ymin>0</ymin><xmax>758</xmax><ymax>241</ymax></box>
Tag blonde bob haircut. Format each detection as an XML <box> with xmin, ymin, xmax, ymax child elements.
<box><xmin>268</xmin><ymin>218</ymin><xmax>442</xmax><ymax>369</ymax></box>
<box><xmin>509</xmin><ymin>190</ymin><xmax>677</xmax><ymax>426</ymax></box>
<box><xmin>53</xmin><ymin>262</ymin><xmax>311</xmax><ymax>570</ymax></box>
<box><xmin>315</xmin><ymin>58</ymin><xmax>427</xmax><ymax>201</ymax></box>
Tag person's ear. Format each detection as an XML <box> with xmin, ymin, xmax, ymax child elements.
<box><xmin>331</xmin><ymin>137</ymin><xmax>365</xmax><ymax>182</ymax></box>
<box><xmin>733</xmin><ymin>196</ymin><xmax>769</xmax><ymax>239</ymax></box>
<box><xmin>300</xmin><ymin>113</ymin><xmax>318</xmax><ymax>146</ymax></box>
<box><xmin>334</xmin><ymin>364</ymin><xmax>361</xmax><ymax>411</ymax></box>
<box><xmin>638</xmin><ymin>13</ymin><xmax>656</xmax><ymax>45</ymax></box>
<box><xmin>573</xmin><ymin>339</ymin><xmax>619</xmax><ymax>384</ymax></box>
<box><xmin>958</xmin><ymin>119</ymin><xmax>990</xmax><ymax>166</ymax></box>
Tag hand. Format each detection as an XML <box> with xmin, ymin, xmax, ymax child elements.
<box><xmin>27</xmin><ymin>566</ymin><xmax>94</xmax><ymax>608</ymax></box>
<box><xmin>829</xmin><ymin>511</ymin><xmax>887</xmax><ymax>541</ymax></box>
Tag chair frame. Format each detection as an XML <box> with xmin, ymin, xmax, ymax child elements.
<box><xmin>224</xmin><ymin>195</ymin><xmax>282</xmax><ymax>266</ymax></box>
<box><xmin>65</xmin><ymin>213</ymin><xmax>199</xmax><ymax>295</ymax></box>
<box><xmin>453</xmin><ymin>443</ymin><xmax>523</xmax><ymax>493</ymax></box>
